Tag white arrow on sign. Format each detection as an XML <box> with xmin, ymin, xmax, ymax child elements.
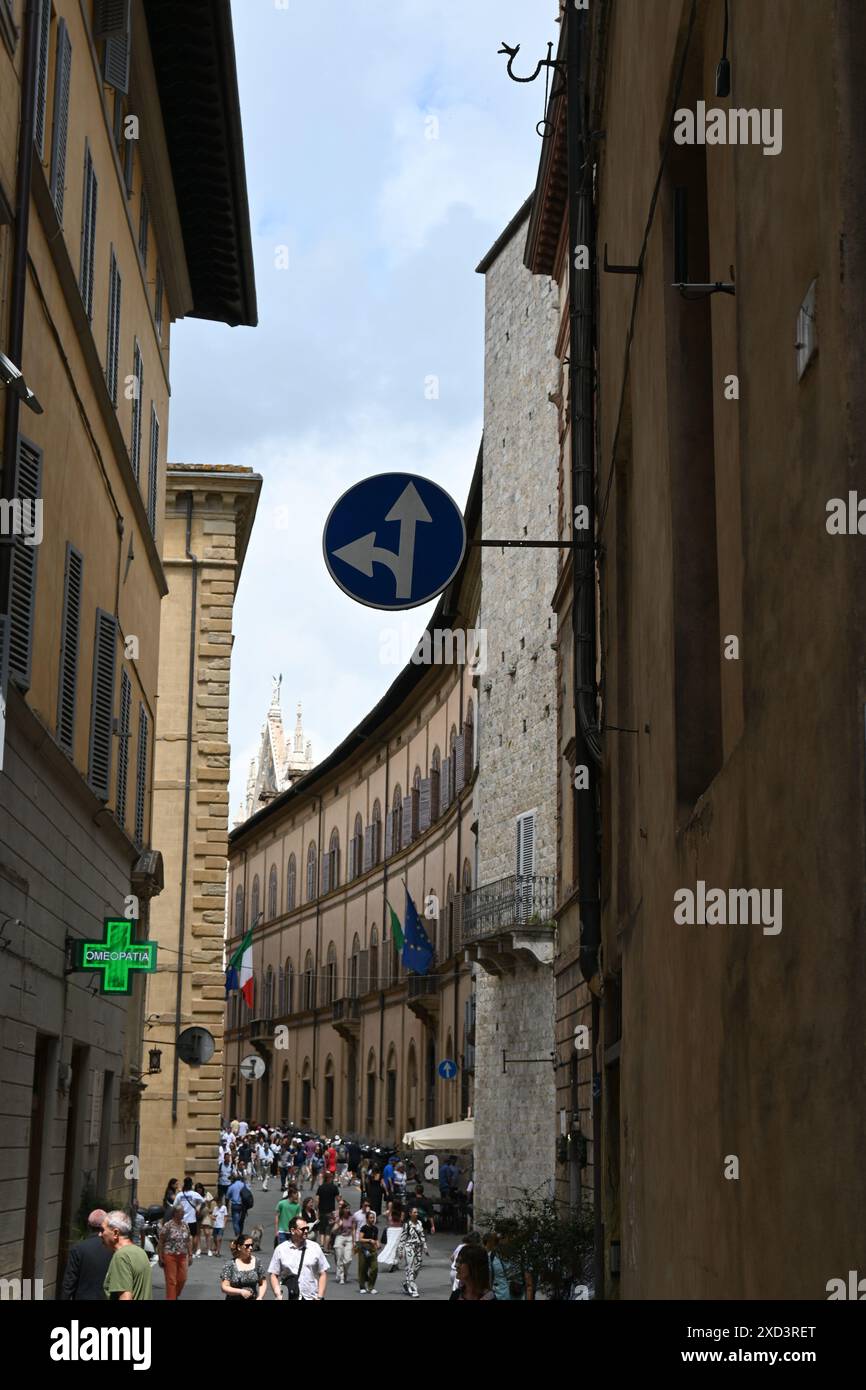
<box><xmin>332</xmin><ymin>482</ymin><xmax>433</xmax><ymax>600</ymax></box>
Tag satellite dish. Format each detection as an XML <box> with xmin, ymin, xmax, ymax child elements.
<box><xmin>176</xmin><ymin>1027</ymin><xmax>215</xmax><ymax>1067</ymax></box>
<box><xmin>240</xmin><ymin>1054</ymin><xmax>266</xmax><ymax>1081</ymax></box>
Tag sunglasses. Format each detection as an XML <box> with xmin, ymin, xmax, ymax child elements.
<box><xmin>295</xmin><ymin>1226</ymin><xmax>308</xmax><ymax>1233</ymax></box>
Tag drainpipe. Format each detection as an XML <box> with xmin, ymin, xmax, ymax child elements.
<box><xmin>1</xmin><ymin>0</ymin><xmax>40</xmax><ymax>624</ymax></box>
<box><xmin>171</xmin><ymin>493</ymin><xmax>198</xmax><ymax>1123</ymax></box>
<box><xmin>567</xmin><ymin>3</ymin><xmax>604</xmax><ymax>1295</ymax></box>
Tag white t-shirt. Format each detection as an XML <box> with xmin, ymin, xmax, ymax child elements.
<box><xmin>213</xmin><ymin>1204</ymin><xmax>228</xmax><ymax>1229</ymax></box>
<box><xmin>175</xmin><ymin>1190</ymin><xmax>205</xmax><ymax>1225</ymax></box>
<box><xmin>238</xmin><ymin>1121</ymin><xmax>249</xmax><ymax>1137</ymax></box>
<box><xmin>351</xmin><ymin>1209</ymin><xmax>369</xmax><ymax>1236</ymax></box>
<box><xmin>267</xmin><ymin>1239</ymin><xmax>330</xmax><ymax>1301</ymax></box>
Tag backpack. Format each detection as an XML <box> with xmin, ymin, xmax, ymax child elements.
<box><xmin>240</xmin><ymin>1186</ymin><xmax>255</xmax><ymax>1210</ymax></box>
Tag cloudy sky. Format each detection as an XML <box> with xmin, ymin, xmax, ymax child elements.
<box><xmin>166</xmin><ymin>0</ymin><xmax>560</xmax><ymax>818</ymax></box>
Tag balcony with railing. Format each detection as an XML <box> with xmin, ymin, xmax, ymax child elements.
<box><xmin>406</xmin><ymin>971</ymin><xmax>440</xmax><ymax>1023</ymax></box>
<box><xmin>460</xmin><ymin>874</ymin><xmax>556</xmax><ymax>973</ymax></box>
<box><xmin>332</xmin><ymin>995</ymin><xmax>361</xmax><ymax>1041</ymax></box>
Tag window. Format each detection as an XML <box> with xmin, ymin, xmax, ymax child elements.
<box><xmin>130</xmin><ymin>341</ymin><xmax>143</xmax><ymax>479</ymax></box>
<box><xmin>364</xmin><ymin>801</ymin><xmax>381</xmax><ymax>870</ymax></box>
<box><xmin>464</xmin><ymin>700</ymin><xmax>475</xmax><ymax>772</ymax></box>
<box><xmin>286</xmin><ymin>853</ymin><xmax>296</xmax><ymax>911</ymax></box>
<box><xmin>264</xmin><ymin>966</ymin><xmax>274</xmax><ymax>1019</ymax></box>
<box><xmin>516</xmin><ymin>810</ymin><xmax>536</xmax><ymax>877</ymax></box>
<box><xmin>445</xmin><ymin>876</ymin><xmax>456</xmax><ymax>958</ymax></box>
<box><xmin>80</xmin><ymin>144</ymin><xmax>98</xmax><ymax>320</ymax></box>
<box><xmin>33</xmin><ymin>0</ymin><xmax>51</xmax><ymax>159</ymax></box>
<box><xmin>8</xmin><ymin>437</ymin><xmax>42</xmax><ymax>688</ymax></box>
<box><xmin>386</xmin><ymin>785</ymin><xmax>402</xmax><ymax>858</ymax></box>
<box><xmin>115</xmin><ymin>667</ymin><xmax>131</xmax><ymax>827</ymax></box>
<box><xmin>301</xmin><ymin>1061</ymin><xmax>311</xmax><ymax>1126</ymax></box>
<box><xmin>322</xmin><ymin>828</ymin><xmax>339</xmax><ymax>894</ymax></box>
<box><xmin>250</xmin><ymin>875</ymin><xmax>260</xmax><ymax>928</ymax></box>
<box><xmin>349</xmin><ymin>934</ymin><xmax>360</xmax><ymax>999</ymax></box>
<box><xmin>147</xmin><ymin>406</ymin><xmax>159</xmax><ymax>533</ymax></box>
<box><xmin>105</xmin><ymin>248</ymin><xmax>122</xmax><ymax>405</ymax></box>
<box><xmin>57</xmin><ymin>544</ymin><xmax>83</xmax><ymax>754</ymax></box>
<box><xmin>268</xmin><ymin>864</ymin><xmax>278</xmax><ymax>920</ymax></box>
<box><xmin>234</xmin><ymin>885</ymin><xmax>244</xmax><ymax>933</ymax></box>
<box><xmin>284</xmin><ymin>958</ymin><xmax>294</xmax><ymax>1015</ymax></box>
<box><xmin>450</xmin><ymin>725</ymin><xmax>460</xmax><ymax>799</ymax></box>
<box><xmin>49</xmin><ymin>19</ymin><xmax>72</xmax><ymax>221</ymax></box>
<box><xmin>96</xmin><ymin>0</ymin><xmax>131</xmax><ymax>93</ymax></box>
<box><xmin>325</xmin><ymin>942</ymin><xmax>337</xmax><ymax>1004</ymax></box>
<box><xmin>386</xmin><ymin>1048</ymin><xmax>397</xmax><ymax>1128</ymax></box>
<box><xmin>154</xmin><ymin>261</ymin><xmax>164</xmax><ymax>339</ymax></box>
<box><xmin>138</xmin><ymin>189</ymin><xmax>149</xmax><ymax>266</ymax></box>
<box><xmin>87</xmin><ymin>609</ymin><xmax>117</xmax><ymax>800</ymax></box>
<box><xmin>303</xmin><ymin>951</ymin><xmax>314</xmax><ymax>1011</ymax></box>
<box><xmin>350</xmin><ymin>813</ymin><xmax>363</xmax><ymax>880</ymax></box>
<box><xmin>134</xmin><ymin>705</ymin><xmax>148</xmax><ymax>846</ymax></box>
<box><xmin>306</xmin><ymin>842</ymin><xmax>317</xmax><ymax>901</ymax></box>
<box><xmin>369</xmin><ymin>926</ymin><xmax>378</xmax><ymax>992</ymax></box>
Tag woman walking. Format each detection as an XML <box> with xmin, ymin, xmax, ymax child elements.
<box><xmin>158</xmin><ymin>1204</ymin><xmax>192</xmax><ymax>1300</ymax></box>
<box><xmin>162</xmin><ymin>1177</ymin><xmax>179</xmax><ymax>1219</ymax></box>
<box><xmin>451</xmin><ymin>1243</ymin><xmax>496</xmax><ymax>1301</ymax></box>
<box><xmin>331</xmin><ymin>1200</ymin><xmax>354</xmax><ymax>1285</ymax></box>
<box><xmin>377</xmin><ymin>1199</ymin><xmax>404</xmax><ymax>1273</ymax></box>
<box><xmin>212</xmin><ymin>1198</ymin><xmax>228</xmax><ymax>1257</ymax></box>
<box><xmin>397</xmin><ymin>1207</ymin><xmax>429</xmax><ymax>1298</ymax></box>
<box><xmin>197</xmin><ymin>1188</ymin><xmax>215</xmax><ymax>1258</ymax></box>
<box><xmin>301</xmin><ymin>1195</ymin><xmax>319</xmax><ymax>1240</ymax></box>
<box><xmin>219</xmin><ymin>1236</ymin><xmax>268</xmax><ymax>1301</ymax></box>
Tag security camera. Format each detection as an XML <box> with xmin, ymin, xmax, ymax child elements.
<box><xmin>0</xmin><ymin>352</ymin><xmax>43</xmax><ymax>414</ymax></box>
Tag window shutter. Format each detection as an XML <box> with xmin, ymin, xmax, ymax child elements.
<box><xmin>80</xmin><ymin>146</ymin><xmax>97</xmax><ymax>320</ymax></box>
<box><xmin>87</xmin><ymin>609</ymin><xmax>117</xmax><ymax>800</ymax></box>
<box><xmin>348</xmin><ymin>837</ymin><xmax>354</xmax><ymax>882</ymax></box>
<box><xmin>57</xmin><ymin>544</ymin><xmax>83</xmax><ymax>754</ymax></box>
<box><xmin>130</xmin><ymin>341</ymin><xmax>143</xmax><ymax>480</ymax></box>
<box><xmin>332</xmin><ymin>845</ymin><xmax>339</xmax><ymax>888</ymax></box>
<box><xmin>358</xmin><ymin>949</ymin><xmax>369</xmax><ymax>996</ymax></box>
<box><xmin>321</xmin><ymin>849</ymin><xmax>330</xmax><ymax>896</ymax></box>
<box><xmin>516</xmin><ymin>811</ymin><xmax>536</xmax><ymax>878</ymax></box>
<box><xmin>33</xmin><ymin>0</ymin><xmax>51</xmax><ymax>160</ymax></box>
<box><xmin>115</xmin><ymin>667</ymin><xmax>131</xmax><ymax>827</ymax></box>
<box><xmin>401</xmin><ymin>795</ymin><xmax>413</xmax><ymax>849</ymax></box>
<box><xmin>440</xmin><ymin>758</ymin><xmax>451</xmax><ymax>811</ymax></box>
<box><xmin>138</xmin><ymin>191</ymin><xmax>149</xmax><ymax>265</ymax></box>
<box><xmin>455</xmin><ymin>734</ymin><xmax>466</xmax><ymax>793</ymax></box>
<box><xmin>8</xmin><ymin>437</ymin><xmax>42</xmax><ymax>689</ymax></box>
<box><xmin>431</xmin><ymin>768</ymin><xmax>440</xmax><ymax>820</ymax></box>
<box><xmin>134</xmin><ymin>705</ymin><xmax>148</xmax><ymax>845</ymax></box>
<box><xmin>103</xmin><ymin>29</ymin><xmax>130</xmax><ymax>94</ymax></box>
<box><xmin>418</xmin><ymin>778</ymin><xmax>431</xmax><ymax>833</ymax></box>
<box><xmin>384</xmin><ymin>810</ymin><xmax>393</xmax><ymax>860</ymax></box>
<box><xmin>147</xmin><ymin>406</ymin><xmax>159</xmax><ymax>531</ymax></box>
<box><xmin>93</xmin><ymin>0</ymin><xmax>130</xmax><ymax>38</ymax></box>
<box><xmin>106</xmin><ymin>248</ymin><xmax>121</xmax><ymax>405</ymax></box>
<box><xmin>49</xmin><ymin>21</ymin><xmax>72</xmax><ymax>220</ymax></box>
<box><xmin>363</xmin><ymin>824</ymin><xmax>373</xmax><ymax>871</ymax></box>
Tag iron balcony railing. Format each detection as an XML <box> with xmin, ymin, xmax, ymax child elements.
<box><xmin>461</xmin><ymin>874</ymin><xmax>556</xmax><ymax>943</ymax></box>
<box><xmin>407</xmin><ymin>973</ymin><xmax>439</xmax><ymax>1000</ymax></box>
<box><xmin>332</xmin><ymin>996</ymin><xmax>361</xmax><ymax>1025</ymax></box>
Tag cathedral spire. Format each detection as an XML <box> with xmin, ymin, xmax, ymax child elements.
<box><xmin>294</xmin><ymin>702</ymin><xmax>305</xmax><ymax>753</ymax></box>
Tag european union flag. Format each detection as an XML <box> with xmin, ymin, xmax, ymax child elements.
<box><xmin>402</xmin><ymin>888</ymin><xmax>434</xmax><ymax>975</ymax></box>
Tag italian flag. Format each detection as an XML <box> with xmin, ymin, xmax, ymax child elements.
<box><xmin>226</xmin><ymin>930</ymin><xmax>254</xmax><ymax>1006</ymax></box>
<box><xmin>386</xmin><ymin>900</ymin><xmax>405</xmax><ymax>951</ymax></box>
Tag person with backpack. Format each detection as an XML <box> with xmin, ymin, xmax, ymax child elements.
<box><xmin>226</xmin><ymin>1174</ymin><xmax>253</xmax><ymax>1238</ymax></box>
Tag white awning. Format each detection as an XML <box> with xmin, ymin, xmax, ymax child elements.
<box><xmin>401</xmin><ymin>1117</ymin><xmax>474</xmax><ymax>1152</ymax></box>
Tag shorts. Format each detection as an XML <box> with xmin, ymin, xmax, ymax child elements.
<box><xmin>187</xmin><ymin>1222</ymin><xmax>198</xmax><ymax>1239</ymax></box>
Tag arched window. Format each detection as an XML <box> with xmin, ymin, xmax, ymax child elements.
<box><xmin>268</xmin><ymin>865</ymin><xmax>278</xmax><ymax>920</ymax></box>
<box><xmin>413</xmin><ymin>765</ymin><xmax>422</xmax><ymax>792</ymax></box>
<box><xmin>372</xmin><ymin>800</ymin><xmax>382</xmax><ymax>864</ymax></box>
<box><xmin>386</xmin><ymin>1045</ymin><xmax>398</xmax><ymax>1128</ymax></box>
<box><xmin>234</xmin><ymin>884</ymin><xmax>244</xmax><ymax>933</ymax></box>
<box><xmin>369</xmin><ymin>925</ymin><xmax>378</xmax><ymax>992</ymax></box>
<box><xmin>324</xmin><ymin>1055</ymin><xmax>335</xmax><ymax>1128</ymax></box>
<box><xmin>326</xmin><ymin>941</ymin><xmax>337</xmax><ymax>1004</ymax></box>
<box><xmin>250</xmin><ymin>874</ymin><xmax>260</xmax><ymax>928</ymax></box>
<box><xmin>388</xmin><ymin>784</ymin><xmax>402</xmax><ymax>857</ymax></box>
<box><xmin>322</xmin><ymin>828</ymin><xmax>339</xmax><ymax>894</ymax></box>
<box><xmin>278</xmin><ymin>963</ymin><xmax>285</xmax><ymax>1014</ymax></box>
<box><xmin>430</xmin><ymin>748</ymin><xmax>441</xmax><ymax>819</ymax></box>
<box><xmin>365</xmin><ymin>1050</ymin><xmax>377</xmax><ymax>1131</ymax></box>
<box><xmin>446</xmin><ymin>874</ymin><xmax>456</xmax><ymax>958</ymax></box>
<box><xmin>303</xmin><ymin>950</ymin><xmax>315</xmax><ymax>1011</ymax></box>
<box><xmin>284</xmin><ymin>957</ymin><xmax>294</xmax><ymax>1015</ymax></box>
<box><xmin>349</xmin><ymin>933</ymin><xmax>361</xmax><ymax>998</ymax></box>
<box><xmin>306</xmin><ymin>842</ymin><xmax>317</xmax><ymax>901</ymax></box>
<box><xmin>449</xmin><ymin>725</ymin><xmax>459</xmax><ymax>802</ymax></box>
<box><xmin>264</xmin><ymin>965</ymin><xmax>274</xmax><ymax>1018</ymax></box>
<box><xmin>351</xmin><ymin>813</ymin><xmax>363</xmax><ymax>880</ymax></box>
<box><xmin>286</xmin><ymin>854</ymin><xmax>297</xmax><ymax>912</ymax></box>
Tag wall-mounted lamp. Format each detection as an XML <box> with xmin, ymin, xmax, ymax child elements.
<box><xmin>147</xmin><ymin>1047</ymin><xmax>162</xmax><ymax>1075</ymax></box>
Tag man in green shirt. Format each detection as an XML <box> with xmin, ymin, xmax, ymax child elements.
<box><xmin>101</xmin><ymin>1211</ymin><xmax>153</xmax><ymax>1300</ymax></box>
<box><xmin>275</xmin><ymin>1186</ymin><xmax>301</xmax><ymax>1245</ymax></box>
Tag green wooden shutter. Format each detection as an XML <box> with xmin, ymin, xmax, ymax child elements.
<box><xmin>88</xmin><ymin>609</ymin><xmax>117</xmax><ymax>800</ymax></box>
<box><xmin>49</xmin><ymin>20</ymin><xmax>72</xmax><ymax>221</ymax></box>
<box><xmin>57</xmin><ymin>543</ymin><xmax>83</xmax><ymax>754</ymax></box>
<box><xmin>8</xmin><ymin>437</ymin><xmax>42</xmax><ymax>689</ymax></box>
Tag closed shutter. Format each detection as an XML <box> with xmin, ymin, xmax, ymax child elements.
<box><xmin>97</xmin><ymin>0</ymin><xmax>131</xmax><ymax>93</ymax></box>
<box><xmin>8</xmin><ymin>438</ymin><xmax>42</xmax><ymax>688</ymax></box>
<box><xmin>33</xmin><ymin>0</ymin><xmax>51</xmax><ymax>160</ymax></box>
<box><xmin>358</xmin><ymin>949</ymin><xmax>369</xmax><ymax>996</ymax></box>
<box><xmin>80</xmin><ymin>146</ymin><xmax>97</xmax><ymax>320</ymax></box>
<box><xmin>431</xmin><ymin>768</ymin><xmax>440</xmax><ymax>820</ymax></box>
<box><xmin>147</xmin><ymin>406</ymin><xmax>159</xmax><ymax>531</ymax></box>
<box><xmin>440</xmin><ymin>758</ymin><xmax>451</xmax><ymax>811</ymax></box>
<box><xmin>347</xmin><ymin>837</ymin><xmax>354</xmax><ymax>882</ymax></box>
<box><xmin>88</xmin><ymin>609</ymin><xmax>117</xmax><ymax>800</ymax></box>
<box><xmin>93</xmin><ymin>0</ymin><xmax>130</xmax><ymax>37</ymax></box>
<box><xmin>106</xmin><ymin>248</ymin><xmax>121</xmax><ymax>405</ymax></box>
<box><xmin>384</xmin><ymin>810</ymin><xmax>393</xmax><ymax>860</ymax></box>
<box><xmin>363</xmin><ymin>824</ymin><xmax>373</xmax><ymax>871</ymax></box>
<box><xmin>130</xmin><ymin>341</ymin><xmax>143</xmax><ymax>479</ymax></box>
<box><xmin>115</xmin><ymin>667</ymin><xmax>131</xmax><ymax>827</ymax></box>
<box><xmin>134</xmin><ymin>704</ymin><xmax>148</xmax><ymax>846</ymax></box>
<box><xmin>401</xmin><ymin>795</ymin><xmax>413</xmax><ymax>849</ymax></box>
<box><xmin>516</xmin><ymin>811</ymin><xmax>536</xmax><ymax>877</ymax></box>
<box><xmin>455</xmin><ymin>734</ymin><xmax>466</xmax><ymax>793</ymax></box>
<box><xmin>49</xmin><ymin>20</ymin><xmax>72</xmax><ymax>220</ymax></box>
<box><xmin>57</xmin><ymin>544</ymin><xmax>83</xmax><ymax>754</ymax></box>
<box><xmin>321</xmin><ymin>849</ymin><xmax>330</xmax><ymax>896</ymax></box>
<box><xmin>418</xmin><ymin>778</ymin><xmax>431</xmax><ymax>833</ymax></box>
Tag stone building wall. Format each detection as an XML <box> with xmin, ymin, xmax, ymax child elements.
<box><xmin>472</xmin><ymin>208</ymin><xmax>561</xmax><ymax>1218</ymax></box>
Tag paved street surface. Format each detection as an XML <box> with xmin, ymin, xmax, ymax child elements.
<box><xmin>152</xmin><ymin>1179</ymin><xmax>459</xmax><ymax>1302</ymax></box>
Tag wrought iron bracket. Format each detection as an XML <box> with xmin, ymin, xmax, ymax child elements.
<box><xmin>498</xmin><ymin>40</ymin><xmax>566</xmax><ymax>88</ymax></box>
<box><xmin>502</xmin><ymin>1049</ymin><xmax>557</xmax><ymax>1074</ymax></box>
<box><xmin>672</xmin><ymin>281</ymin><xmax>736</xmax><ymax>299</ymax></box>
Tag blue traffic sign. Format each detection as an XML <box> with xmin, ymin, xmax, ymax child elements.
<box><xmin>438</xmin><ymin>1059</ymin><xmax>458</xmax><ymax>1080</ymax></box>
<box><xmin>323</xmin><ymin>473</ymin><xmax>467</xmax><ymax>611</ymax></box>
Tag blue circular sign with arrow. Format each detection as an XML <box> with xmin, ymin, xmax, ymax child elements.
<box><xmin>323</xmin><ymin>473</ymin><xmax>467</xmax><ymax>611</ymax></box>
<box><xmin>438</xmin><ymin>1059</ymin><xmax>458</xmax><ymax>1080</ymax></box>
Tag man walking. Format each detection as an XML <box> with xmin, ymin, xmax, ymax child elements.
<box><xmin>267</xmin><ymin>1214</ymin><xmax>330</xmax><ymax>1301</ymax></box>
<box><xmin>101</xmin><ymin>1212</ymin><xmax>152</xmax><ymax>1301</ymax></box>
<box><xmin>60</xmin><ymin>1209</ymin><xmax>111</xmax><ymax>1300</ymax></box>
<box><xmin>226</xmin><ymin>1174</ymin><xmax>250</xmax><ymax>1238</ymax></box>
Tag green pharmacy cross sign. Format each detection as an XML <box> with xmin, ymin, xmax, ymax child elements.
<box><xmin>74</xmin><ymin>920</ymin><xmax>157</xmax><ymax>995</ymax></box>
